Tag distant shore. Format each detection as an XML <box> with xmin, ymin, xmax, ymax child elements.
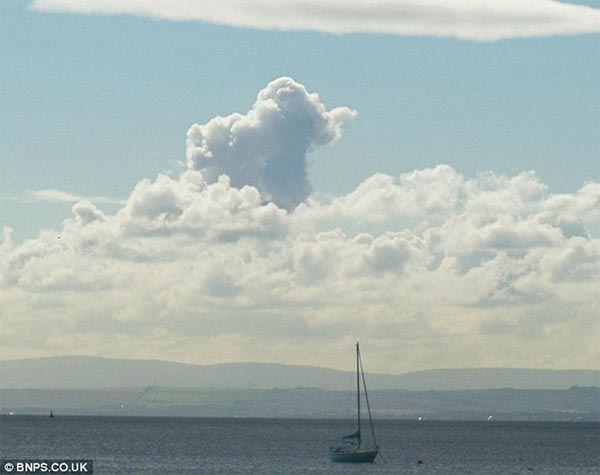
<box><xmin>1</xmin><ymin>386</ymin><xmax>598</xmax><ymax>422</ymax></box>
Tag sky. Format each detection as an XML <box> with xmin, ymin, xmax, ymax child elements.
<box><xmin>0</xmin><ymin>0</ymin><xmax>599</xmax><ymax>372</ymax></box>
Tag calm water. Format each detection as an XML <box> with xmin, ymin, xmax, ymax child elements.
<box><xmin>1</xmin><ymin>416</ymin><xmax>598</xmax><ymax>474</ymax></box>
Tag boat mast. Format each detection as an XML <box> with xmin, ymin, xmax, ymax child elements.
<box><xmin>356</xmin><ymin>341</ymin><xmax>361</xmax><ymax>446</ymax></box>
<box><xmin>359</xmin><ymin>347</ymin><xmax>378</xmax><ymax>448</ymax></box>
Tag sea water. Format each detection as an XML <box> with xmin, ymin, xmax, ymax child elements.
<box><xmin>1</xmin><ymin>416</ymin><xmax>598</xmax><ymax>474</ymax></box>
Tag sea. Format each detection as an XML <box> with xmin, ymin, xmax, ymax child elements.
<box><xmin>0</xmin><ymin>416</ymin><xmax>598</xmax><ymax>474</ymax></box>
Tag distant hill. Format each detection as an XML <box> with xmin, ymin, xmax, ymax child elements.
<box><xmin>0</xmin><ymin>356</ymin><xmax>598</xmax><ymax>390</ymax></box>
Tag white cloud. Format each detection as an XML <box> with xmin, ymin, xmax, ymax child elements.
<box><xmin>1</xmin><ymin>77</ymin><xmax>599</xmax><ymax>371</ymax></box>
<box><xmin>25</xmin><ymin>189</ymin><xmax>125</xmax><ymax>206</ymax></box>
<box><xmin>115</xmin><ymin>170</ymin><xmax>288</xmax><ymax>241</ymax></box>
<box><xmin>296</xmin><ymin>165</ymin><xmax>465</xmax><ymax>225</ymax></box>
<box><xmin>30</xmin><ymin>0</ymin><xmax>600</xmax><ymax>41</ymax></box>
<box><xmin>186</xmin><ymin>77</ymin><xmax>356</xmax><ymax>210</ymax></box>
<box><xmin>2</xmin><ymin>167</ymin><xmax>598</xmax><ymax>370</ymax></box>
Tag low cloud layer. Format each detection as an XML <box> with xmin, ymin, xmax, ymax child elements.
<box><xmin>186</xmin><ymin>77</ymin><xmax>356</xmax><ymax>210</ymax></box>
<box><xmin>1</xmin><ymin>78</ymin><xmax>599</xmax><ymax>371</ymax></box>
<box><xmin>30</xmin><ymin>0</ymin><xmax>600</xmax><ymax>41</ymax></box>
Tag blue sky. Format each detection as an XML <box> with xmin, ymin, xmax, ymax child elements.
<box><xmin>0</xmin><ymin>0</ymin><xmax>599</xmax><ymax>370</ymax></box>
<box><xmin>1</xmin><ymin>0</ymin><xmax>598</xmax><ymax>241</ymax></box>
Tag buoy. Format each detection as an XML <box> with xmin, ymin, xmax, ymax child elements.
<box><xmin>417</xmin><ymin>459</ymin><xmax>424</xmax><ymax>465</ymax></box>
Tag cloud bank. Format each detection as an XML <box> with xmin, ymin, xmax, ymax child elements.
<box><xmin>1</xmin><ymin>78</ymin><xmax>599</xmax><ymax>371</ymax></box>
<box><xmin>30</xmin><ymin>0</ymin><xmax>600</xmax><ymax>41</ymax></box>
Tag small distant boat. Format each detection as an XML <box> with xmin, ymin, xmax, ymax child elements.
<box><xmin>329</xmin><ymin>342</ymin><xmax>378</xmax><ymax>463</ymax></box>
<box><xmin>49</xmin><ymin>410</ymin><xmax>54</xmax><ymax>418</ymax></box>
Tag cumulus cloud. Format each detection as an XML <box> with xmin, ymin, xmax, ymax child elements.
<box><xmin>30</xmin><ymin>0</ymin><xmax>600</xmax><ymax>41</ymax></box>
<box><xmin>1</xmin><ymin>78</ymin><xmax>599</xmax><ymax>371</ymax></box>
<box><xmin>297</xmin><ymin>165</ymin><xmax>465</xmax><ymax>225</ymax></box>
<box><xmin>115</xmin><ymin>170</ymin><xmax>288</xmax><ymax>241</ymax></box>
<box><xmin>2</xmin><ymin>167</ymin><xmax>599</xmax><ymax>370</ymax></box>
<box><xmin>186</xmin><ymin>77</ymin><xmax>356</xmax><ymax>210</ymax></box>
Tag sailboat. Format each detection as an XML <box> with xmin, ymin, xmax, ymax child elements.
<box><xmin>329</xmin><ymin>342</ymin><xmax>379</xmax><ymax>463</ymax></box>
